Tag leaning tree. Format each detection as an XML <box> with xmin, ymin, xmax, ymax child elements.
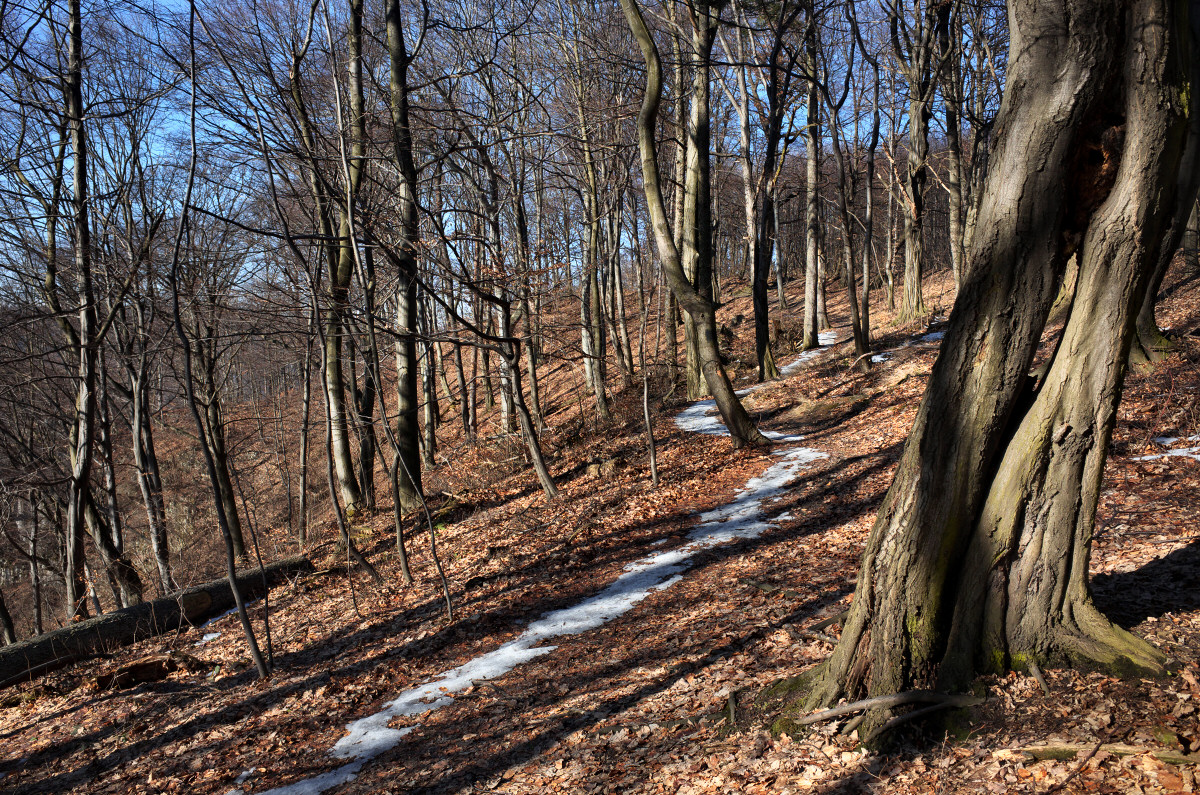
<box><xmin>798</xmin><ymin>0</ymin><xmax>1200</xmax><ymax>736</ymax></box>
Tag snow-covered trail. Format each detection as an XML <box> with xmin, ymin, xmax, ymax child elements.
<box><xmin>1136</xmin><ymin>435</ymin><xmax>1200</xmax><ymax>463</ymax></box>
<box><xmin>239</xmin><ymin>339</ymin><xmax>834</xmax><ymax>795</ymax></box>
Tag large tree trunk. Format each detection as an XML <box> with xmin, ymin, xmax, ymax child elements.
<box><xmin>63</xmin><ymin>0</ymin><xmax>93</xmax><ymax>622</ymax></box>
<box><xmin>805</xmin><ymin>0</ymin><xmax>1199</xmax><ymax>736</ymax></box>
<box><xmin>323</xmin><ymin>0</ymin><xmax>368</xmax><ymax>515</ymax></box>
<box><xmin>382</xmin><ymin>2</ymin><xmax>425</xmax><ymax>513</ymax></box>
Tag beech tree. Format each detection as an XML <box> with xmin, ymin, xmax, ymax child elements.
<box><xmin>801</xmin><ymin>0</ymin><xmax>1200</xmax><ymax>737</ymax></box>
<box><xmin>620</xmin><ymin>0</ymin><xmax>767</xmax><ymax>447</ymax></box>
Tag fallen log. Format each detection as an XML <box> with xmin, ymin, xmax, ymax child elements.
<box><xmin>94</xmin><ymin>652</ymin><xmax>209</xmax><ymax>690</ymax></box>
<box><xmin>0</xmin><ymin>555</ymin><xmax>313</xmax><ymax>689</ymax></box>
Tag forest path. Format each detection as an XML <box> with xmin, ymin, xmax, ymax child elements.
<box><xmin>238</xmin><ymin>338</ymin><xmax>839</xmax><ymax>795</ymax></box>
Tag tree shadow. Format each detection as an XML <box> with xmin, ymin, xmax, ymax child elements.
<box><xmin>1091</xmin><ymin>536</ymin><xmax>1200</xmax><ymax>628</ymax></box>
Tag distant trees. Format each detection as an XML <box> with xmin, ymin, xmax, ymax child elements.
<box><xmin>0</xmin><ymin>0</ymin><xmax>1188</xmax><ymax>704</ymax></box>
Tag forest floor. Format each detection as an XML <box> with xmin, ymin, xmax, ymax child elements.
<box><xmin>5</xmin><ymin>264</ymin><xmax>1200</xmax><ymax>795</ymax></box>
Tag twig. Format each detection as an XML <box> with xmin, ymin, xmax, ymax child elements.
<box><xmin>1044</xmin><ymin>740</ymin><xmax>1103</xmax><ymax>794</ymax></box>
<box><xmin>1028</xmin><ymin>660</ymin><xmax>1051</xmax><ymax>696</ymax></box>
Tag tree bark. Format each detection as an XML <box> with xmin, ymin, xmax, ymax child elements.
<box><xmin>63</xmin><ymin>0</ymin><xmax>93</xmax><ymax>622</ymax></box>
<box><xmin>383</xmin><ymin>0</ymin><xmax>424</xmax><ymax>511</ymax></box>
<box><xmin>801</xmin><ymin>16</ymin><xmax>821</xmax><ymax>351</ymax></box>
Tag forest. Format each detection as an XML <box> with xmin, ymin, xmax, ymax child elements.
<box><xmin>0</xmin><ymin>0</ymin><xmax>1199</xmax><ymax>791</ymax></box>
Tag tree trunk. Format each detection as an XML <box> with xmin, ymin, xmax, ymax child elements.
<box><xmin>63</xmin><ymin>0</ymin><xmax>93</xmax><ymax>622</ymax></box>
<box><xmin>610</xmin><ymin>229</ymin><xmax>636</xmax><ymax>387</ymax></box>
<box><xmin>95</xmin><ymin>352</ymin><xmax>126</xmax><ymax>601</ymax></box>
<box><xmin>82</xmin><ymin>496</ymin><xmax>143</xmax><ymax>607</ymax></box>
<box><xmin>132</xmin><ymin>369</ymin><xmax>173</xmax><ymax>593</ymax></box>
<box><xmin>0</xmin><ymin>590</ymin><xmax>15</xmax><ymax>645</ymax></box>
<box><xmin>393</xmin><ymin>281</ymin><xmax>423</xmax><ymax>508</ymax></box>
<box><xmin>891</xmin><ymin>0</ymin><xmax>938</xmax><ymax>322</ymax></box>
<box><xmin>582</xmin><ymin>258</ymin><xmax>611</xmax><ymax>418</ymax></box>
<box><xmin>0</xmin><ymin>556</ymin><xmax>312</xmax><ymax>688</ymax></box>
<box><xmin>385</xmin><ymin>0</ymin><xmax>425</xmax><ymax>513</ymax></box>
<box><xmin>801</xmin><ymin>20</ymin><xmax>821</xmax><ymax>351</ymax></box>
<box><xmin>323</xmin><ymin>0</ymin><xmax>369</xmax><ymax>515</ymax></box>
<box><xmin>297</xmin><ymin>322</ymin><xmax>314</xmax><ymax>546</ymax></box>
<box><xmin>620</xmin><ymin>0</ymin><xmax>767</xmax><ymax>447</ymax></box>
<box><xmin>805</xmin><ymin>0</ymin><xmax>1199</xmax><ymax>738</ymax></box>
<box><xmin>351</xmin><ymin>347</ymin><xmax>377</xmax><ymax>510</ymax></box>
<box><xmin>25</xmin><ymin>503</ymin><xmax>43</xmax><ymax>636</ymax></box>
<box><xmin>1183</xmin><ymin>198</ymin><xmax>1199</xmax><ymax>271</ymax></box>
<box><xmin>204</xmin><ymin>397</ymin><xmax>247</xmax><ymax>559</ymax></box>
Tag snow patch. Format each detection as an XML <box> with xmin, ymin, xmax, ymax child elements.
<box><xmin>198</xmin><ymin>599</ymin><xmax>261</xmax><ymax>630</ymax></box>
<box><xmin>919</xmin><ymin>331</ymin><xmax>946</xmax><ymax>343</ymax></box>
<box><xmin>870</xmin><ymin>353</ymin><xmax>892</xmax><ymax>363</ymax></box>
<box><xmin>674</xmin><ymin>399</ymin><xmax>726</xmax><ymax>436</ymax></box>
<box><xmin>776</xmin><ymin>331</ymin><xmax>838</xmax><ymax>378</ymax></box>
<box><xmin>254</xmin><ymin>762</ymin><xmax>364</xmax><ymax>795</ymax></box>
<box><xmin>1134</xmin><ymin>435</ymin><xmax>1200</xmax><ymax>462</ymax></box>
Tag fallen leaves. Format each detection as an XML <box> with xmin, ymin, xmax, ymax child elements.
<box><xmin>5</xmin><ymin>270</ymin><xmax>1200</xmax><ymax>795</ymax></box>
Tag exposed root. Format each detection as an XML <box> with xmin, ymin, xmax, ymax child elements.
<box><xmin>794</xmin><ymin>690</ymin><xmax>984</xmax><ymax>728</ymax></box>
<box><xmin>861</xmin><ymin>700</ymin><xmax>976</xmax><ymax>745</ymax></box>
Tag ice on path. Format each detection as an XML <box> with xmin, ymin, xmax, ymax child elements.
<box><xmin>777</xmin><ymin>330</ymin><xmax>838</xmax><ymax>378</ymax></box>
<box><xmin>1135</xmin><ymin>434</ymin><xmax>1200</xmax><ymax>463</ymax></box>
<box><xmin>245</xmin><ymin>339</ymin><xmax>828</xmax><ymax>795</ymax></box>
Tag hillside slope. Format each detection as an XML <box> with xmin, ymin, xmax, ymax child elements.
<box><xmin>4</xmin><ymin>266</ymin><xmax>1200</xmax><ymax>795</ymax></box>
